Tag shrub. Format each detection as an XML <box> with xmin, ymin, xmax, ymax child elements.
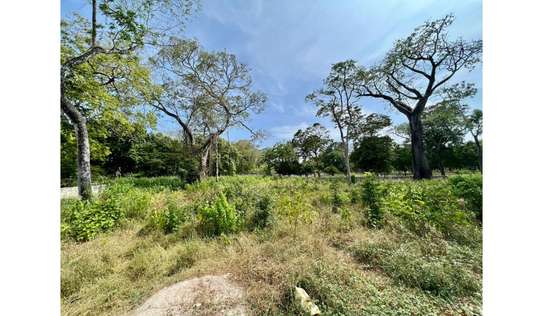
<box><xmin>361</xmin><ymin>173</ymin><xmax>382</xmax><ymax>228</ymax></box>
<box><xmin>277</xmin><ymin>191</ymin><xmax>315</xmax><ymax>231</ymax></box>
<box><xmin>449</xmin><ymin>174</ymin><xmax>482</xmax><ymax>221</ymax></box>
<box><xmin>249</xmin><ymin>195</ymin><xmax>275</xmax><ymax>230</ymax></box>
<box><xmin>61</xmin><ymin>183</ymin><xmax>153</xmax><ymax>241</ymax></box>
<box><xmin>330</xmin><ymin>181</ymin><xmax>350</xmax><ymax>213</ymax></box>
<box><xmin>380</xmin><ymin>180</ymin><xmax>475</xmax><ymax>242</ymax></box>
<box><xmin>323</xmin><ymin>165</ymin><xmax>340</xmax><ymax>175</ymax></box>
<box><xmin>350</xmin><ymin>187</ymin><xmax>360</xmax><ymax>204</ymax></box>
<box><xmin>197</xmin><ymin>192</ymin><xmax>240</xmax><ymax>237</ymax></box>
<box><xmin>121</xmin><ymin>189</ymin><xmax>152</xmax><ymax>220</ymax></box>
<box><xmin>148</xmin><ymin>199</ymin><xmax>189</xmax><ymax>234</ymax></box>
<box><xmin>63</xmin><ymin>198</ymin><xmax>123</xmax><ymax>242</ymax></box>
<box><xmin>339</xmin><ymin>207</ymin><xmax>354</xmax><ymax>230</ymax></box>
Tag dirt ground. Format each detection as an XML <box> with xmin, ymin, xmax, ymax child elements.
<box><xmin>130</xmin><ymin>274</ymin><xmax>247</xmax><ymax>316</ymax></box>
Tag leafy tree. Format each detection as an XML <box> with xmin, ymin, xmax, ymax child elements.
<box><xmin>61</xmin><ymin>0</ymin><xmax>197</xmax><ymax>199</ymax></box>
<box><xmin>101</xmin><ymin>120</ymin><xmax>149</xmax><ymax>175</ymax></box>
<box><xmin>291</xmin><ymin>123</ymin><xmax>331</xmax><ymax>176</ymax></box>
<box><xmin>391</xmin><ymin>143</ymin><xmax>412</xmax><ymax>175</ymax></box>
<box><xmin>351</xmin><ymin>136</ymin><xmax>393</xmax><ymax>174</ymax></box>
<box><xmin>464</xmin><ymin>109</ymin><xmax>483</xmax><ymax>171</ymax></box>
<box><xmin>448</xmin><ymin>141</ymin><xmax>480</xmax><ymax>171</ymax></box>
<box><xmin>350</xmin><ymin>112</ymin><xmax>393</xmax><ymax>174</ymax></box>
<box><xmin>306</xmin><ymin>60</ymin><xmax>364</xmax><ymax>183</ymax></box>
<box><xmin>149</xmin><ymin>38</ymin><xmax>266</xmax><ymax>180</ymax></box>
<box><xmin>422</xmin><ymin>101</ymin><xmax>467</xmax><ymax>176</ymax></box>
<box><xmin>355</xmin><ymin>15</ymin><xmax>482</xmax><ymax>179</ymax></box>
<box><xmin>320</xmin><ymin>142</ymin><xmax>347</xmax><ymax>175</ymax></box>
<box><xmin>357</xmin><ymin>113</ymin><xmax>392</xmax><ymax>137</ymax></box>
<box><xmin>129</xmin><ymin>133</ymin><xmax>199</xmax><ymax>181</ymax></box>
<box><xmin>263</xmin><ymin>142</ymin><xmax>302</xmax><ymax>176</ymax></box>
<box><xmin>232</xmin><ymin>140</ymin><xmax>262</xmax><ymax>174</ymax></box>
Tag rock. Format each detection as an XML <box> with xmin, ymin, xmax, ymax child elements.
<box><xmin>294</xmin><ymin>287</ymin><xmax>321</xmax><ymax>316</ymax></box>
<box><xmin>130</xmin><ymin>275</ymin><xmax>247</xmax><ymax>316</ymax></box>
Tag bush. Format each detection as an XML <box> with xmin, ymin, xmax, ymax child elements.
<box><xmin>380</xmin><ymin>179</ymin><xmax>475</xmax><ymax>242</ymax></box>
<box><xmin>148</xmin><ymin>198</ymin><xmax>189</xmax><ymax>234</ymax></box>
<box><xmin>323</xmin><ymin>165</ymin><xmax>340</xmax><ymax>175</ymax></box>
<box><xmin>249</xmin><ymin>195</ymin><xmax>275</xmax><ymax>230</ymax></box>
<box><xmin>449</xmin><ymin>174</ymin><xmax>482</xmax><ymax>221</ymax></box>
<box><xmin>329</xmin><ymin>181</ymin><xmax>350</xmax><ymax>213</ymax></box>
<box><xmin>277</xmin><ymin>191</ymin><xmax>315</xmax><ymax>231</ymax></box>
<box><xmin>63</xmin><ymin>198</ymin><xmax>123</xmax><ymax>242</ymax></box>
<box><xmin>197</xmin><ymin>192</ymin><xmax>240</xmax><ymax>236</ymax></box>
<box><xmin>62</xmin><ymin>183</ymin><xmax>151</xmax><ymax>241</ymax></box>
<box><xmin>361</xmin><ymin>173</ymin><xmax>382</xmax><ymax>228</ymax></box>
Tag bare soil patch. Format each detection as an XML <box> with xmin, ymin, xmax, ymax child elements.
<box><xmin>130</xmin><ymin>274</ymin><xmax>247</xmax><ymax>316</ymax></box>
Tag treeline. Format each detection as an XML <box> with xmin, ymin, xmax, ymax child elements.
<box><xmin>263</xmin><ymin>107</ymin><xmax>481</xmax><ymax>178</ymax></box>
<box><xmin>61</xmin><ymin>118</ymin><xmax>261</xmax><ymax>186</ymax></box>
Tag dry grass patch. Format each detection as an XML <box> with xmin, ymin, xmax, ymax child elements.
<box><xmin>61</xmin><ymin>176</ymin><xmax>482</xmax><ymax>315</ymax></box>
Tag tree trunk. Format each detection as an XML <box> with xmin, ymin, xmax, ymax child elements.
<box><xmin>199</xmin><ymin>144</ymin><xmax>211</xmax><ymax>180</ymax></box>
<box><xmin>61</xmin><ymin>98</ymin><xmax>93</xmax><ymax>200</ymax></box>
<box><xmin>438</xmin><ymin>160</ymin><xmax>446</xmax><ymax>177</ymax></box>
<box><xmin>342</xmin><ymin>140</ymin><xmax>352</xmax><ymax>184</ymax></box>
<box><xmin>408</xmin><ymin>114</ymin><xmax>432</xmax><ymax>180</ymax></box>
<box><xmin>215</xmin><ymin>135</ymin><xmax>219</xmax><ymax>180</ymax></box>
<box><xmin>473</xmin><ymin>136</ymin><xmax>482</xmax><ymax>173</ymax></box>
<box><xmin>437</xmin><ymin>147</ymin><xmax>446</xmax><ymax>177</ymax></box>
<box><xmin>91</xmin><ymin>0</ymin><xmax>97</xmax><ymax>47</ymax></box>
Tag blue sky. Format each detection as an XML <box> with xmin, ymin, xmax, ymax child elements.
<box><xmin>62</xmin><ymin>0</ymin><xmax>482</xmax><ymax>148</ymax></box>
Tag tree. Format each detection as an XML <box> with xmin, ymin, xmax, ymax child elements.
<box><xmin>356</xmin><ymin>113</ymin><xmax>392</xmax><ymax>137</ymax></box>
<box><xmin>263</xmin><ymin>142</ymin><xmax>302</xmax><ymax>176</ymax></box>
<box><xmin>391</xmin><ymin>143</ymin><xmax>412</xmax><ymax>175</ymax></box>
<box><xmin>350</xmin><ymin>113</ymin><xmax>392</xmax><ymax>174</ymax></box>
<box><xmin>291</xmin><ymin>123</ymin><xmax>331</xmax><ymax>176</ymax></box>
<box><xmin>61</xmin><ymin>108</ymin><xmax>151</xmax><ymax>185</ymax></box>
<box><xmin>320</xmin><ymin>142</ymin><xmax>347</xmax><ymax>175</ymax></box>
<box><xmin>61</xmin><ymin>0</ymin><xmax>197</xmax><ymax>199</ymax></box>
<box><xmin>306</xmin><ymin>60</ymin><xmax>364</xmax><ymax>183</ymax></box>
<box><xmin>129</xmin><ymin>132</ymin><xmax>199</xmax><ymax>180</ymax></box>
<box><xmin>355</xmin><ymin>14</ymin><xmax>482</xmax><ymax>179</ymax></box>
<box><xmin>449</xmin><ymin>141</ymin><xmax>480</xmax><ymax>171</ymax></box>
<box><xmin>465</xmin><ymin>109</ymin><xmax>483</xmax><ymax>171</ymax></box>
<box><xmin>351</xmin><ymin>136</ymin><xmax>393</xmax><ymax>174</ymax></box>
<box><xmin>150</xmin><ymin>38</ymin><xmax>266</xmax><ymax>180</ymax></box>
<box><xmin>422</xmin><ymin>101</ymin><xmax>467</xmax><ymax>176</ymax></box>
<box><xmin>232</xmin><ymin>140</ymin><xmax>262</xmax><ymax>174</ymax></box>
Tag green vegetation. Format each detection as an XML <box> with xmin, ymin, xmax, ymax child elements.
<box><xmin>61</xmin><ymin>175</ymin><xmax>482</xmax><ymax>315</ymax></box>
<box><xmin>449</xmin><ymin>174</ymin><xmax>483</xmax><ymax>220</ymax></box>
<box><xmin>361</xmin><ymin>173</ymin><xmax>382</xmax><ymax>228</ymax></box>
<box><xmin>60</xmin><ymin>4</ymin><xmax>483</xmax><ymax>315</ymax></box>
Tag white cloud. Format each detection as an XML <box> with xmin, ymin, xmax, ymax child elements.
<box><xmin>268</xmin><ymin>122</ymin><xmax>310</xmax><ymax>142</ymax></box>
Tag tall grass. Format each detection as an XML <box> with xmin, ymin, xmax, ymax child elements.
<box><xmin>61</xmin><ymin>175</ymin><xmax>482</xmax><ymax>315</ymax></box>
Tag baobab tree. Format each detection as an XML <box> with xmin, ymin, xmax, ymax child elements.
<box><xmin>150</xmin><ymin>38</ymin><xmax>266</xmax><ymax>179</ymax></box>
<box><xmin>306</xmin><ymin>60</ymin><xmax>364</xmax><ymax>184</ymax></box>
<box><xmin>355</xmin><ymin>14</ymin><xmax>482</xmax><ymax>179</ymax></box>
<box><xmin>61</xmin><ymin>0</ymin><xmax>197</xmax><ymax>199</ymax></box>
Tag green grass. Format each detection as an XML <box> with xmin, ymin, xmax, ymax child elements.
<box><xmin>61</xmin><ymin>174</ymin><xmax>482</xmax><ymax>315</ymax></box>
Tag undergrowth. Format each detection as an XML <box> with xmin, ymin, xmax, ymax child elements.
<box><xmin>61</xmin><ymin>174</ymin><xmax>483</xmax><ymax>315</ymax></box>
